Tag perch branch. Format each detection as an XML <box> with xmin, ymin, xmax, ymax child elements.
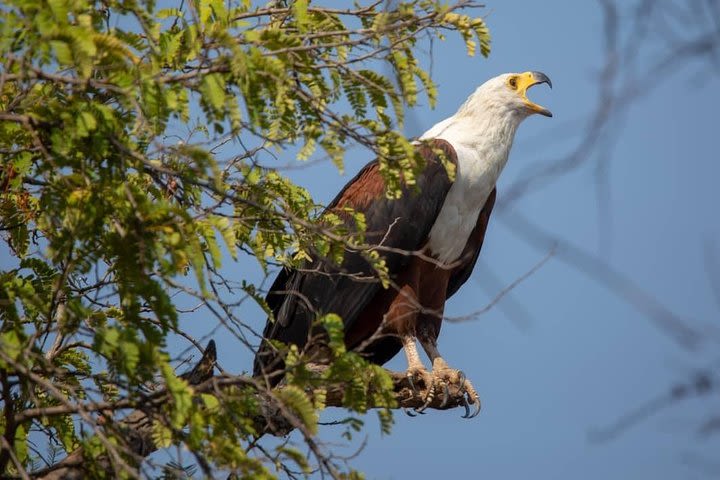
<box><xmin>32</xmin><ymin>341</ymin><xmax>473</xmax><ymax>479</ymax></box>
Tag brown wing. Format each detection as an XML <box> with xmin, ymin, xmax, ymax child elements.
<box><xmin>446</xmin><ymin>188</ymin><xmax>496</xmax><ymax>298</ymax></box>
<box><xmin>254</xmin><ymin>140</ymin><xmax>458</xmax><ymax>380</ymax></box>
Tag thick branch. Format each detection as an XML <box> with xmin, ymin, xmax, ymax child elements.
<box><xmin>33</xmin><ymin>342</ymin><xmax>218</xmax><ymax>480</ymax></box>
<box><xmin>33</xmin><ymin>341</ymin><xmax>473</xmax><ymax>479</ymax></box>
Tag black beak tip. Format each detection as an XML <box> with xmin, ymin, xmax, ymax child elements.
<box><xmin>532</xmin><ymin>71</ymin><xmax>552</xmax><ymax>89</ymax></box>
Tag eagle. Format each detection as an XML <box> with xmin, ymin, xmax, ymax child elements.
<box><xmin>254</xmin><ymin>71</ymin><xmax>552</xmax><ymax>416</ymax></box>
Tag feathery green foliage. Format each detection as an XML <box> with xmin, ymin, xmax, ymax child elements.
<box><xmin>0</xmin><ymin>0</ymin><xmax>490</xmax><ymax>477</ymax></box>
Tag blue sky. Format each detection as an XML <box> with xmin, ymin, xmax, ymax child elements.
<box><xmin>219</xmin><ymin>1</ymin><xmax>720</xmax><ymax>478</ymax></box>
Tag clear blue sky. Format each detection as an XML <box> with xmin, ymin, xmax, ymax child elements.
<box><xmin>209</xmin><ymin>1</ymin><xmax>720</xmax><ymax>478</ymax></box>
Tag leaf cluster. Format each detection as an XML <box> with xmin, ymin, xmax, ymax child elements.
<box><xmin>0</xmin><ymin>0</ymin><xmax>490</xmax><ymax>477</ymax></box>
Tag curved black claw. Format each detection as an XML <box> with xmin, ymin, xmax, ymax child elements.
<box><xmin>404</xmin><ymin>407</ymin><xmax>418</xmax><ymax>417</ymax></box>
<box><xmin>459</xmin><ymin>395</ymin><xmax>471</xmax><ymax>418</ymax></box>
<box><xmin>467</xmin><ymin>398</ymin><xmax>481</xmax><ymax>419</ymax></box>
<box><xmin>414</xmin><ymin>398</ymin><xmax>430</xmax><ymax>414</ymax></box>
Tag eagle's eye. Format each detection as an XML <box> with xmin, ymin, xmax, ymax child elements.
<box><xmin>508</xmin><ymin>77</ymin><xmax>517</xmax><ymax>89</ymax></box>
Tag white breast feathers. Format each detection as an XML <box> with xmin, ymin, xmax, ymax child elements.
<box><xmin>420</xmin><ymin>97</ymin><xmax>525</xmax><ymax>263</ymax></box>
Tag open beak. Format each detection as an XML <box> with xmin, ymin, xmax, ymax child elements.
<box><xmin>517</xmin><ymin>71</ymin><xmax>552</xmax><ymax>117</ymax></box>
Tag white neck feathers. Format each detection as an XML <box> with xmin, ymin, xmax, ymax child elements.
<box><xmin>418</xmin><ymin>89</ymin><xmax>529</xmax><ymax>263</ymax></box>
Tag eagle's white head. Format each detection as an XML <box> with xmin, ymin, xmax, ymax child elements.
<box><xmin>420</xmin><ymin>71</ymin><xmax>552</xmax><ymax>146</ymax></box>
<box><xmin>458</xmin><ymin>71</ymin><xmax>552</xmax><ymax>119</ymax></box>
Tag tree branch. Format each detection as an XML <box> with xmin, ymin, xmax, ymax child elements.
<box><xmin>32</xmin><ymin>340</ymin><xmax>474</xmax><ymax>479</ymax></box>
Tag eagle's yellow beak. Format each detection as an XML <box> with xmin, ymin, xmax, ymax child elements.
<box><xmin>516</xmin><ymin>71</ymin><xmax>552</xmax><ymax>117</ymax></box>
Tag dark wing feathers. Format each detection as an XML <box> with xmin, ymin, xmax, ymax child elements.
<box><xmin>254</xmin><ymin>140</ymin><xmax>458</xmax><ymax>378</ymax></box>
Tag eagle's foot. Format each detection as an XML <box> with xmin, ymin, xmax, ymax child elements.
<box><xmin>404</xmin><ymin>367</ymin><xmax>437</xmax><ymax>415</ymax></box>
<box><xmin>408</xmin><ymin>365</ymin><xmax>459</xmax><ymax>414</ymax></box>
<box><xmin>431</xmin><ymin>359</ymin><xmax>482</xmax><ymax>418</ymax></box>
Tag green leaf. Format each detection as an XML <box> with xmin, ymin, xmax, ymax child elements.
<box><xmin>320</xmin><ymin>313</ymin><xmax>346</xmax><ymax>356</ymax></box>
<box><xmin>275</xmin><ymin>386</ymin><xmax>318</xmax><ymax>435</ymax></box>
<box><xmin>152</xmin><ymin>421</ymin><xmax>173</xmax><ymax>449</ymax></box>
<box><xmin>0</xmin><ymin>331</ymin><xmax>23</xmax><ymax>365</ymax></box>
<box><xmin>200</xmin><ymin>393</ymin><xmax>220</xmax><ymax>412</ymax></box>
<box><xmin>292</xmin><ymin>0</ymin><xmax>309</xmax><ymax>31</ymax></box>
<box><xmin>14</xmin><ymin>424</ymin><xmax>28</xmax><ymax>465</ymax></box>
<box><xmin>161</xmin><ymin>362</ymin><xmax>194</xmax><ymax>429</ymax></box>
<box><xmin>200</xmin><ymin>73</ymin><xmax>226</xmax><ymax>112</ymax></box>
<box><xmin>52</xmin><ymin>414</ymin><xmax>79</xmax><ymax>451</ymax></box>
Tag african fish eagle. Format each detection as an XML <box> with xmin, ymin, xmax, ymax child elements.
<box><xmin>254</xmin><ymin>71</ymin><xmax>553</xmax><ymax>417</ymax></box>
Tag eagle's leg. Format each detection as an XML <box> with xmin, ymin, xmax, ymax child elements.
<box><xmin>419</xmin><ymin>338</ymin><xmax>482</xmax><ymax>418</ymax></box>
<box><xmin>400</xmin><ymin>335</ymin><xmax>436</xmax><ymax>416</ymax></box>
